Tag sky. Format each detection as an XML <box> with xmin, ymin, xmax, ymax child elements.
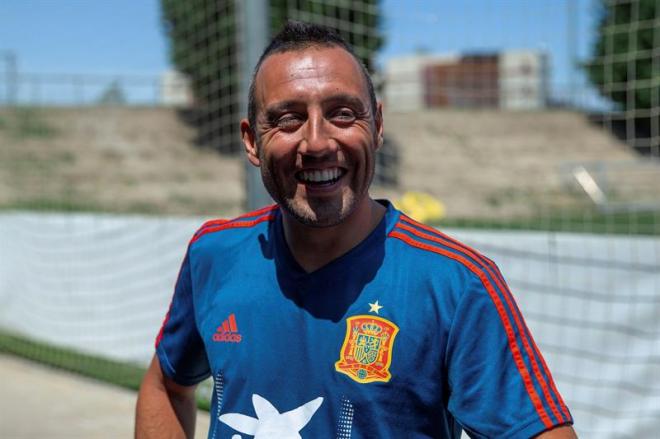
<box><xmin>0</xmin><ymin>0</ymin><xmax>168</xmax><ymax>75</ymax></box>
<box><xmin>380</xmin><ymin>0</ymin><xmax>595</xmax><ymax>86</ymax></box>
<box><xmin>0</xmin><ymin>0</ymin><xmax>605</xmax><ymax>107</ymax></box>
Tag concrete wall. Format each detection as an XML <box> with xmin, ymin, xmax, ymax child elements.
<box><xmin>160</xmin><ymin>70</ymin><xmax>193</xmax><ymax>107</ymax></box>
<box><xmin>384</xmin><ymin>54</ymin><xmax>458</xmax><ymax>112</ymax></box>
<box><xmin>384</xmin><ymin>51</ymin><xmax>548</xmax><ymax>111</ymax></box>
<box><xmin>500</xmin><ymin>51</ymin><xmax>548</xmax><ymax>110</ymax></box>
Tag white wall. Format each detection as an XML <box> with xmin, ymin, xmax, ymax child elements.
<box><xmin>0</xmin><ymin>212</ymin><xmax>201</xmax><ymax>365</ymax></box>
<box><xmin>160</xmin><ymin>70</ymin><xmax>193</xmax><ymax>107</ymax></box>
<box><xmin>384</xmin><ymin>54</ymin><xmax>458</xmax><ymax>112</ymax></box>
<box><xmin>499</xmin><ymin>51</ymin><xmax>548</xmax><ymax>110</ymax></box>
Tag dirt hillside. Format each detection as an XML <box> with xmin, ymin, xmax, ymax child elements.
<box><xmin>0</xmin><ymin>107</ymin><xmax>642</xmax><ymax>219</ymax></box>
<box><xmin>382</xmin><ymin>109</ymin><xmax>639</xmax><ymax>218</ymax></box>
<box><xmin>0</xmin><ymin>107</ymin><xmax>244</xmax><ymax>217</ymax></box>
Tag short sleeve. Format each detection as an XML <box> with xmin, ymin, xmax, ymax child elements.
<box><xmin>155</xmin><ymin>246</ymin><xmax>210</xmax><ymax>386</ymax></box>
<box><xmin>445</xmin><ymin>266</ymin><xmax>572</xmax><ymax>438</ymax></box>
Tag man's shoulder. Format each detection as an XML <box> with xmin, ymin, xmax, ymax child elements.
<box><xmin>387</xmin><ymin>212</ymin><xmax>498</xmax><ymax>279</ymax></box>
<box><xmin>188</xmin><ymin>204</ymin><xmax>278</xmax><ymax>247</ymax></box>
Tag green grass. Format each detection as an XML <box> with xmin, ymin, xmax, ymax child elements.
<box><xmin>0</xmin><ymin>330</ymin><xmax>146</xmax><ymax>391</ymax></box>
<box><xmin>0</xmin><ymin>330</ymin><xmax>211</xmax><ymax>411</ymax></box>
<box><xmin>434</xmin><ymin>210</ymin><xmax>660</xmax><ymax>236</ymax></box>
<box><xmin>0</xmin><ymin>198</ymin><xmax>107</xmax><ymax>213</ymax></box>
<box><xmin>0</xmin><ymin>108</ymin><xmax>58</xmax><ymax>139</ymax></box>
<box><xmin>1</xmin><ymin>199</ymin><xmax>657</xmax><ymax>235</ymax></box>
<box><xmin>0</xmin><ymin>199</ymin><xmax>168</xmax><ymax>216</ymax></box>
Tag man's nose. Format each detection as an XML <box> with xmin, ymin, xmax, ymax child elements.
<box><xmin>299</xmin><ymin>112</ymin><xmax>336</xmax><ymax>156</ymax></box>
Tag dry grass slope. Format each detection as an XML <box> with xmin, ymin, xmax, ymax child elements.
<box><xmin>0</xmin><ymin>107</ymin><xmax>244</xmax><ymax>217</ymax></box>
<box><xmin>383</xmin><ymin>109</ymin><xmax>640</xmax><ymax>219</ymax></box>
<box><xmin>0</xmin><ymin>107</ymin><xmax>645</xmax><ymax>219</ymax></box>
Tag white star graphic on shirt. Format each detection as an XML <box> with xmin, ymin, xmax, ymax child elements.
<box><xmin>368</xmin><ymin>300</ymin><xmax>383</xmax><ymax>314</ymax></box>
<box><xmin>219</xmin><ymin>394</ymin><xmax>323</xmax><ymax>439</ymax></box>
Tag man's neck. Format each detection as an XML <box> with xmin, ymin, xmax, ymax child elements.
<box><xmin>282</xmin><ymin>198</ymin><xmax>386</xmax><ymax>273</ymax></box>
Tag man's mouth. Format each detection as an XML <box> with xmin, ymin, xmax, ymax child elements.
<box><xmin>295</xmin><ymin>167</ymin><xmax>346</xmax><ymax>187</ymax></box>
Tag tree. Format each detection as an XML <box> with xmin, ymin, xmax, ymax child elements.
<box><xmin>268</xmin><ymin>0</ymin><xmax>383</xmax><ymax>73</ymax></box>
<box><xmin>97</xmin><ymin>80</ymin><xmax>127</xmax><ymax>106</ymax></box>
<box><xmin>161</xmin><ymin>0</ymin><xmax>383</xmax><ymax>154</ymax></box>
<box><xmin>586</xmin><ymin>0</ymin><xmax>657</xmax><ymax>112</ymax></box>
<box><xmin>161</xmin><ymin>0</ymin><xmax>239</xmax><ymax>152</ymax></box>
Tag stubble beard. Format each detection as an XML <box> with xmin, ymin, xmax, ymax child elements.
<box><xmin>259</xmin><ymin>152</ymin><xmax>371</xmax><ymax>229</ymax></box>
<box><xmin>260</xmin><ymin>164</ymin><xmax>357</xmax><ymax>228</ymax></box>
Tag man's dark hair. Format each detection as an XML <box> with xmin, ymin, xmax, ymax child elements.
<box><xmin>247</xmin><ymin>21</ymin><xmax>377</xmax><ymax>132</ymax></box>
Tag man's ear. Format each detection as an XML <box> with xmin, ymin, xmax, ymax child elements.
<box><xmin>374</xmin><ymin>101</ymin><xmax>384</xmax><ymax>150</ymax></box>
<box><xmin>241</xmin><ymin>119</ymin><xmax>260</xmax><ymax>167</ymax></box>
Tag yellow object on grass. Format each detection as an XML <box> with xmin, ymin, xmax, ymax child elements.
<box><xmin>393</xmin><ymin>191</ymin><xmax>445</xmax><ymax>224</ymax></box>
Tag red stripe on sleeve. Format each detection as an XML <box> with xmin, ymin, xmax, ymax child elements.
<box><xmin>158</xmin><ymin>207</ymin><xmax>277</xmax><ymax>349</ymax></box>
<box><xmin>489</xmin><ymin>263</ymin><xmax>572</xmax><ymax>421</ymax></box>
<box><xmin>191</xmin><ymin>213</ymin><xmax>275</xmax><ymax>244</ymax></box>
<box><xmin>194</xmin><ymin>204</ymin><xmax>278</xmax><ymax>238</ymax></box>
<box><xmin>194</xmin><ymin>219</ymin><xmax>229</xmax><ymax>235</ymax></box>
<box><xmin>389</xmin><ymin>229</ymin><xmax>553</xmax><ymax>429</ymax></box>
<box><xmin>399</xmin><ymin>217</ymin><xmax>568</xmax><ymax>423</ymax></box>
<box><xmin>155</xmin><ymin>247</ymin><xmax>190</xmax><ymax>349</ymax></box>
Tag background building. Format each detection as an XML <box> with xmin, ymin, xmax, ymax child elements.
<box><xmin>159</xmin><ymin>70</ymin><xmax>192</xmax><ymax>107</ymax></box>
<box><xmin>385</xmin><ymin>50</ymin><xmax>548</xmax><ymax>111</ymax></box>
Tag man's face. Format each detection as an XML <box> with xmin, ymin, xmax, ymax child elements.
<box><xmin>245</xmin><ymin>46</ymin><xmax>383</xmax><ymax>227</ymax></box>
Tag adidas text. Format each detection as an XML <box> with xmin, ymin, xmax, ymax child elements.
<box><xmin>213</xmin><ymin>333</ymin><xmax>242</xmax><ymax>343</ymax></box>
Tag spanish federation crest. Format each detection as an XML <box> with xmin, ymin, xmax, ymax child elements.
<box><xmin>335</xmin><ymin>315</ymin><xmax>399</xmax><ymax>383</ymax></box>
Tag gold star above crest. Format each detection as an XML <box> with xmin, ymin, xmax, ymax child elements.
<box><xmin>368</xmin><ymin>300</ymin><xmax>383</xmax><ymax>314</ymax></box>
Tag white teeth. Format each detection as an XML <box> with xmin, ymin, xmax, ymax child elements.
<box><xmin>300</xmin><ymin>168</ymin><xmax>341</xmax><ymax>183</ymax></box>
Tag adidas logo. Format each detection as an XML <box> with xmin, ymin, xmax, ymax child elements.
<box><xmin>213</xmin><ymin>313</ymin><xmax>242</xmax><ymax>343</ymax></box>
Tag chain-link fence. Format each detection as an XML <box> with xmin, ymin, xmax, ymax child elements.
<box><xmin>1</xmin><ymin>1</ymin><xmax>659</xmax><ymax>437</ymax></box>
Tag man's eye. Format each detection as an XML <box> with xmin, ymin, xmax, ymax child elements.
<box><xmin>276</xmin><ymin>115</ymin><xmax>303</xmax><ymax>130</ymax></box>
<box><xmin>331</xmin><ymin>109</ymin><xmax>356</xmax><ymax>123</ymax></box>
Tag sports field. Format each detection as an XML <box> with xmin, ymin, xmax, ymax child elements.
<box><xmin>1</xmin><ymin>1</ymin><xmax>658</xmax><ymax>436</ymax></box>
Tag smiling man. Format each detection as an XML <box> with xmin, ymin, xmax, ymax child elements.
<box><xmin>136</xmin><ymin>22</ymin><xmax>577</xmax><ymax>439</ymax></box>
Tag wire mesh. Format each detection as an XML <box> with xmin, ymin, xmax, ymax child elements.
<box><xmin>0</xmin><ymin>1</ymin><xmax>659</xmax><ymax>438</ymax></box>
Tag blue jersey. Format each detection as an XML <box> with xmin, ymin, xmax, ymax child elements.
<box><xmin>156</xmin><ymin>201</ymin><xmax>572</xmax><ymax>438</ymax></box>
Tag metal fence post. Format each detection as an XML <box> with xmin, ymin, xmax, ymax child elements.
<box><xmin>237</xmin><ymin>0</ymin><xmax>272</xmax><ymax>211</ymax></box>
<box><xmin>2</xmin><ymin>51</ymin><xmax>17</xmax><ymax>105</ymax></box>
